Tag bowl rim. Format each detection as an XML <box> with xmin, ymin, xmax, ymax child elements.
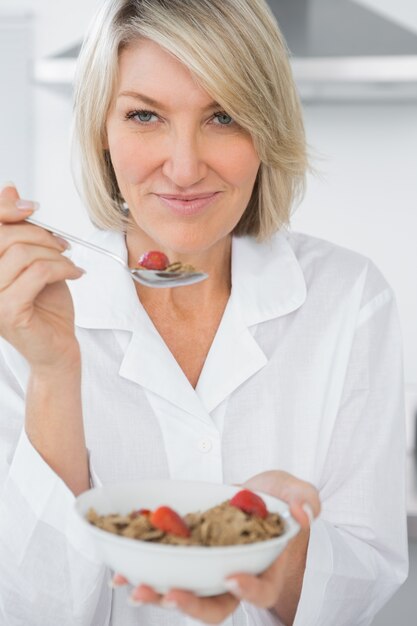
<box><xmin>74</xmin><ymin>479</ymin><xmax>300</xmax><ymax>554</ymax></box>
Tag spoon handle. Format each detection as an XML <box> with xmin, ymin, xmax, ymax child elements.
<box><xmin>25</xmin><ymin>217</ymin><xmax>128</xmax><ymax>268</ymax></box>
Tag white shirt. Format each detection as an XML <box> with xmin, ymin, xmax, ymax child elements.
<box><xmin>0</xmin><ymin>228</ymin><xmax>408</xmax><ymax>626</ymax></box>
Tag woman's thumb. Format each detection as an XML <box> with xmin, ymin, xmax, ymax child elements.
<box><xmin>0</xmin><ymin>182</ymin><xmax>20</xmax><ymax>201</ymax></box>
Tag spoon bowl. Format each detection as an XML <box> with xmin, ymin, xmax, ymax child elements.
<box><xmin>130</xmin><ymin>268</ymin><xmax>209</xmax><ymax>288</ymax></box>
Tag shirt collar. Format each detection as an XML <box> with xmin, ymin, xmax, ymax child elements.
<box><xmin>69</xmin><ymin>227</ymin><xmax>307</xmax><ymax>331</ymax></box>
<box><xmin>69</xmin><ymin>229</ymin><xmax>140</xmax><ymax>331</ymax></box>
<box><xmin>231</xmin><ymin>229</ymin><xmax>307</xmax><ymax>327</ymax></box>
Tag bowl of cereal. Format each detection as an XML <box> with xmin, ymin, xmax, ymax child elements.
<box><xmin>73</xmin><ymin>479</ymin><xmax>299</xmax><ymax>596</ymax></box>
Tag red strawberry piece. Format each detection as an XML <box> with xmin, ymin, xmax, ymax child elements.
<box><xmin>138</xmin><ymin>251</ymin><xmax>169</xmax><ymax>270</ymax></box>
<box><xmin>229</xmin><ymin>489</ymin><xmax>268</xmax><ymax>519</ymax></box>
<box><xmin>150</xmin><ymin>506</ymin><xmax>190</xmax><ymax>538</ymax></box>
<box><xmin>139</xmin><ymin>508</ymin><xmax>151</xmax><ymax>516</ymax></box>
<box><xmin>130</xmin><ymin>508</ymin><xmax>151</xmax><ymax>519</ymax></box>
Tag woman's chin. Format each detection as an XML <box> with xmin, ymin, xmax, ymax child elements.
<box><xmin>128</xmin><ymin>217</ymin><xmax>234</xmax><ymax>259</ymax></box>
<box><xmin>150</xmin><ymin>229</ymin><xmax>229</xmax><ymax>258</ymax></box>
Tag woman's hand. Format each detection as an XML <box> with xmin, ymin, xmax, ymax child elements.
<box><xmin>0</xmin><ymin>184</ymin><xmax>85</xmax><ymax>372</ymax></box>
<box><xmin>112</xmin><ymin>470</ymin><xmax>320</xmax><ymax>625</ymax></box>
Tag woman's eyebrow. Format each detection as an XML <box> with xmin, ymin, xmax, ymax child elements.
<box><xmin>117</xmin><ymin>91</ymin><xmax>220</xmax><ymax>111</ymax></box>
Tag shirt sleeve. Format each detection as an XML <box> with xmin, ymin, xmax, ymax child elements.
<box><xmin>0</xmin><ymin>343</ymin><xmax>112</xmax><ymax>626</ymax></box>
<box><xmin>294</xmin><ymin>269</ymin><xmax>408</xmax><ymax>626</ymax></box>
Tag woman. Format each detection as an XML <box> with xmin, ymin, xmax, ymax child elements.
<box><xmin>0</xmin><ymin>0</ymin><xmax>407</xmax><ymax>625</ymax></box>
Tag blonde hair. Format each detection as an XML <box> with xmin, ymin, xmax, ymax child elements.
<box><xmin>73</xmin><ymin>0</ymin><xmax>308</xmax><ymax>240</ymax></box>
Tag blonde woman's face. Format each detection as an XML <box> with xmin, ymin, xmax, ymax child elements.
<box><xmin>106</xmin><ymin>39</ymin><xmax>260</xmax><ymax>255</ymax></box>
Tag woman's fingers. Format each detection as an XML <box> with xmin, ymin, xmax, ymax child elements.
<box><xmin>0</xmin><ymin>243</ymin><xmax>70</xmax><ymax>291</ymax></box>
<box><xmin>224</xmin><ymin>572</ymin><xmax>278</xmax><ymax>608</ymax></box>
<box><xmin>242</xmin><ymin>470</ymin><xmax>321</xmax><ymax>526</ymax></box>
<box><xmin>0</xmin><ymin>182</ymin><xmax>20</xmax><ymax>207</ymax></box>
<box><xmin>129</xmin><ymin>584</ymin><xmax>162</xmax><ymax>605</ymax></box>
<box><xmin>289</xmin><ymin>500</ymin><xmax>316</xmax><ymax>530</ymax></box>
<box><xmin>0</xmin><ymin>183</ymin><xmax>39</xmax><ymax>222</ymax></box>
<box><xmin>129</xmin><ymin>586</ymin><xmax>238</xmax><ymax>624</ymax></box>
<box><xmin>0</xmin><ymin>223</ymin><xmax>69</xmax><ymax>257</ymax></box>
<box><xmin>109</xmin><ymin>573</ymin><xmax>129</xmax><ymax>588</ymax></box>
<box><xmin>0</xmin><ymin>259</ymin><xmax>84</xmax><ymax>330</ymax></box>
<box><xmin>112</xmin><ymin>580</ymin><xmax>165</xmax><ymax>608</ymax></box>
<box><xmin>159</xmin><ymin>590</ymin><xmax>239</xmax><ymax>623</ymax></box>
<box><xmin>0</xmin><ymin>185</ymin><xmax>69</xmax><ymax>256</ymax></box>
<box><xmin>127</xmin><ymin>582</ymin><xmax>239</xmax><ymax>623</ymax></box>
<box><xmin>0</xmin><ymin>184</ymin><xmax>83</xmax><ymax>369</ymax></box>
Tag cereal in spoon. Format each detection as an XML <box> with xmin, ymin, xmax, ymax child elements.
<box><xmin>138</xmin><ymin>250</ymin><xmax>196</xmax><ymax>273</ymax></box>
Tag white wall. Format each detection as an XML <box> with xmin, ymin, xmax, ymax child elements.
<box><xmin>352</xmin><ymin>0</ymin><xmax>417</xmax><ymax>35</ymax></box>
<box><xmin>1</xmin><ymin>0</ymin><xmax>100</xmax><ymax>57</ymax></box>
<box><xmin>0</xmin><ymin>11</ymin><xmax>34</xmax><ymax>193</ymax></box>
<box><xmin>1</xmin><ymin>0</ymin><xmax>99</xmax><ymax>233</ymax></box>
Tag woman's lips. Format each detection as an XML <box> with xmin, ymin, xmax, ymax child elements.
<box><xmin>156</xmin><ymin>192</ymin><xmax>220</xmax><ymax>216</ymax></box>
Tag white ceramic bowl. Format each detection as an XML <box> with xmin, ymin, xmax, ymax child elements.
<box><xmin>74</xmin><ymin>479</ymin><xmax>299</xmax><ymax>596</ymax></box>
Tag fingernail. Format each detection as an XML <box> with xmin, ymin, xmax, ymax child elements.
<box><xmin>224</xmin><ymin>579</ymin><xmax>242</xmax><ymax>597</ymax></box>
<box><xmin>0</xmin><ymin>181</ymin><xmax>16</xmax><ymax>193</ymax></box>
<box><xmin>302</xmin><ymin>503</ymin><xmax>314</xmax><ymax>526</ymax></box>
<box><xmin>16</xmin><ymin>199</ymin><xmax>40</xmax><ymax>211</ymax></box>
<box><xmin>75</xmin><ymin>266</ymin><xmax>86</xmax><ymax>275</ymax></box>
<box><xmin>108</xmin><ymin>573</ymin><xmax>128</xmax><ymax>588</ymax></box>
<box><xmin>161</xmin><ymin>599</ymin><xmax>178</xmax><ymax>609</ymax></box>
<box><xmin>127</xmin><ymin>595</ymin><xmax>144</xmax><ymax>607</ymax></box>
<box><xmin>54</xmin><ymin>236</ymin><xmax>71</xmax><ymax>250</ymax></box>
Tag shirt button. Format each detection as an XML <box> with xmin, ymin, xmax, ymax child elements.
<box><xmin>197</xmin><ymin>438</ymin><xmax>213</xmax><ymax>453</ymax></box>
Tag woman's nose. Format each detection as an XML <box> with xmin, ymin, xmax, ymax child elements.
<box><xmin>161</xmin><ymin>133</ymin><xmax>207</xmax><ymax>188</ymax></box>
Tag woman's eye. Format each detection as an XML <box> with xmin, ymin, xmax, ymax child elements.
<box><xmin>213</xmin><ymin>112</ymin><xmax>234</xmax><ymax>126</ymax></box>
<box><xmin>126</xmin><ymin>110</ymin><xmax>158</xmax><ymax>124</ymax></box>
<box><xmin>125</xmin><ymin>109</ymin><xmax>235</xmax><ymax>128</ymax></box>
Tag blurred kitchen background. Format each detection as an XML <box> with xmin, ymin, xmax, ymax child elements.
<box><xmin>1</xmin><ymin>0</ymin><xmax>416</xmax><ymax>623</ymax></box>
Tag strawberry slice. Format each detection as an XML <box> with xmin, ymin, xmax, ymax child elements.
<box><xmin>229</xmin><ymin>489</ymin><xmax>268</xmax><ymax>519</ymax></box>
<box><xmin>150</xmin><ymin>506</ymin><xmax>190</xmax><ymax>538</ymax></box>
<box><xmin>130</xmin><ymin>508</ymin><xmax>151</xmax><ymax>519</ymax></box>
<box><xmin>138</xmin><ymin>251</ymin><xmax>169</xmax><ymax>271</ymax></box>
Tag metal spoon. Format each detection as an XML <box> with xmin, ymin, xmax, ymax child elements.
<box><xmin>25</xmin><ymin>217</ymin><xmax>208</xmax><ymax>288</ymax></box>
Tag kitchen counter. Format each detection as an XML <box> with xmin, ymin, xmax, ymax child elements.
<box><xmin>407</xmin><ymin>453</ymin><xmax>417</xmax><ymax>539</ymax></box>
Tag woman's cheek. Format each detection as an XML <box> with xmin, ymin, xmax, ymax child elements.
<box><xmin>110</xmin><ymin>137</ymin><xmax>156</xmax><ymax>186</ymax></box>
<box><xmin>213</xmin><ymin>137</ymin><xmax>260</xmax><ymax>183</ymax></box>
